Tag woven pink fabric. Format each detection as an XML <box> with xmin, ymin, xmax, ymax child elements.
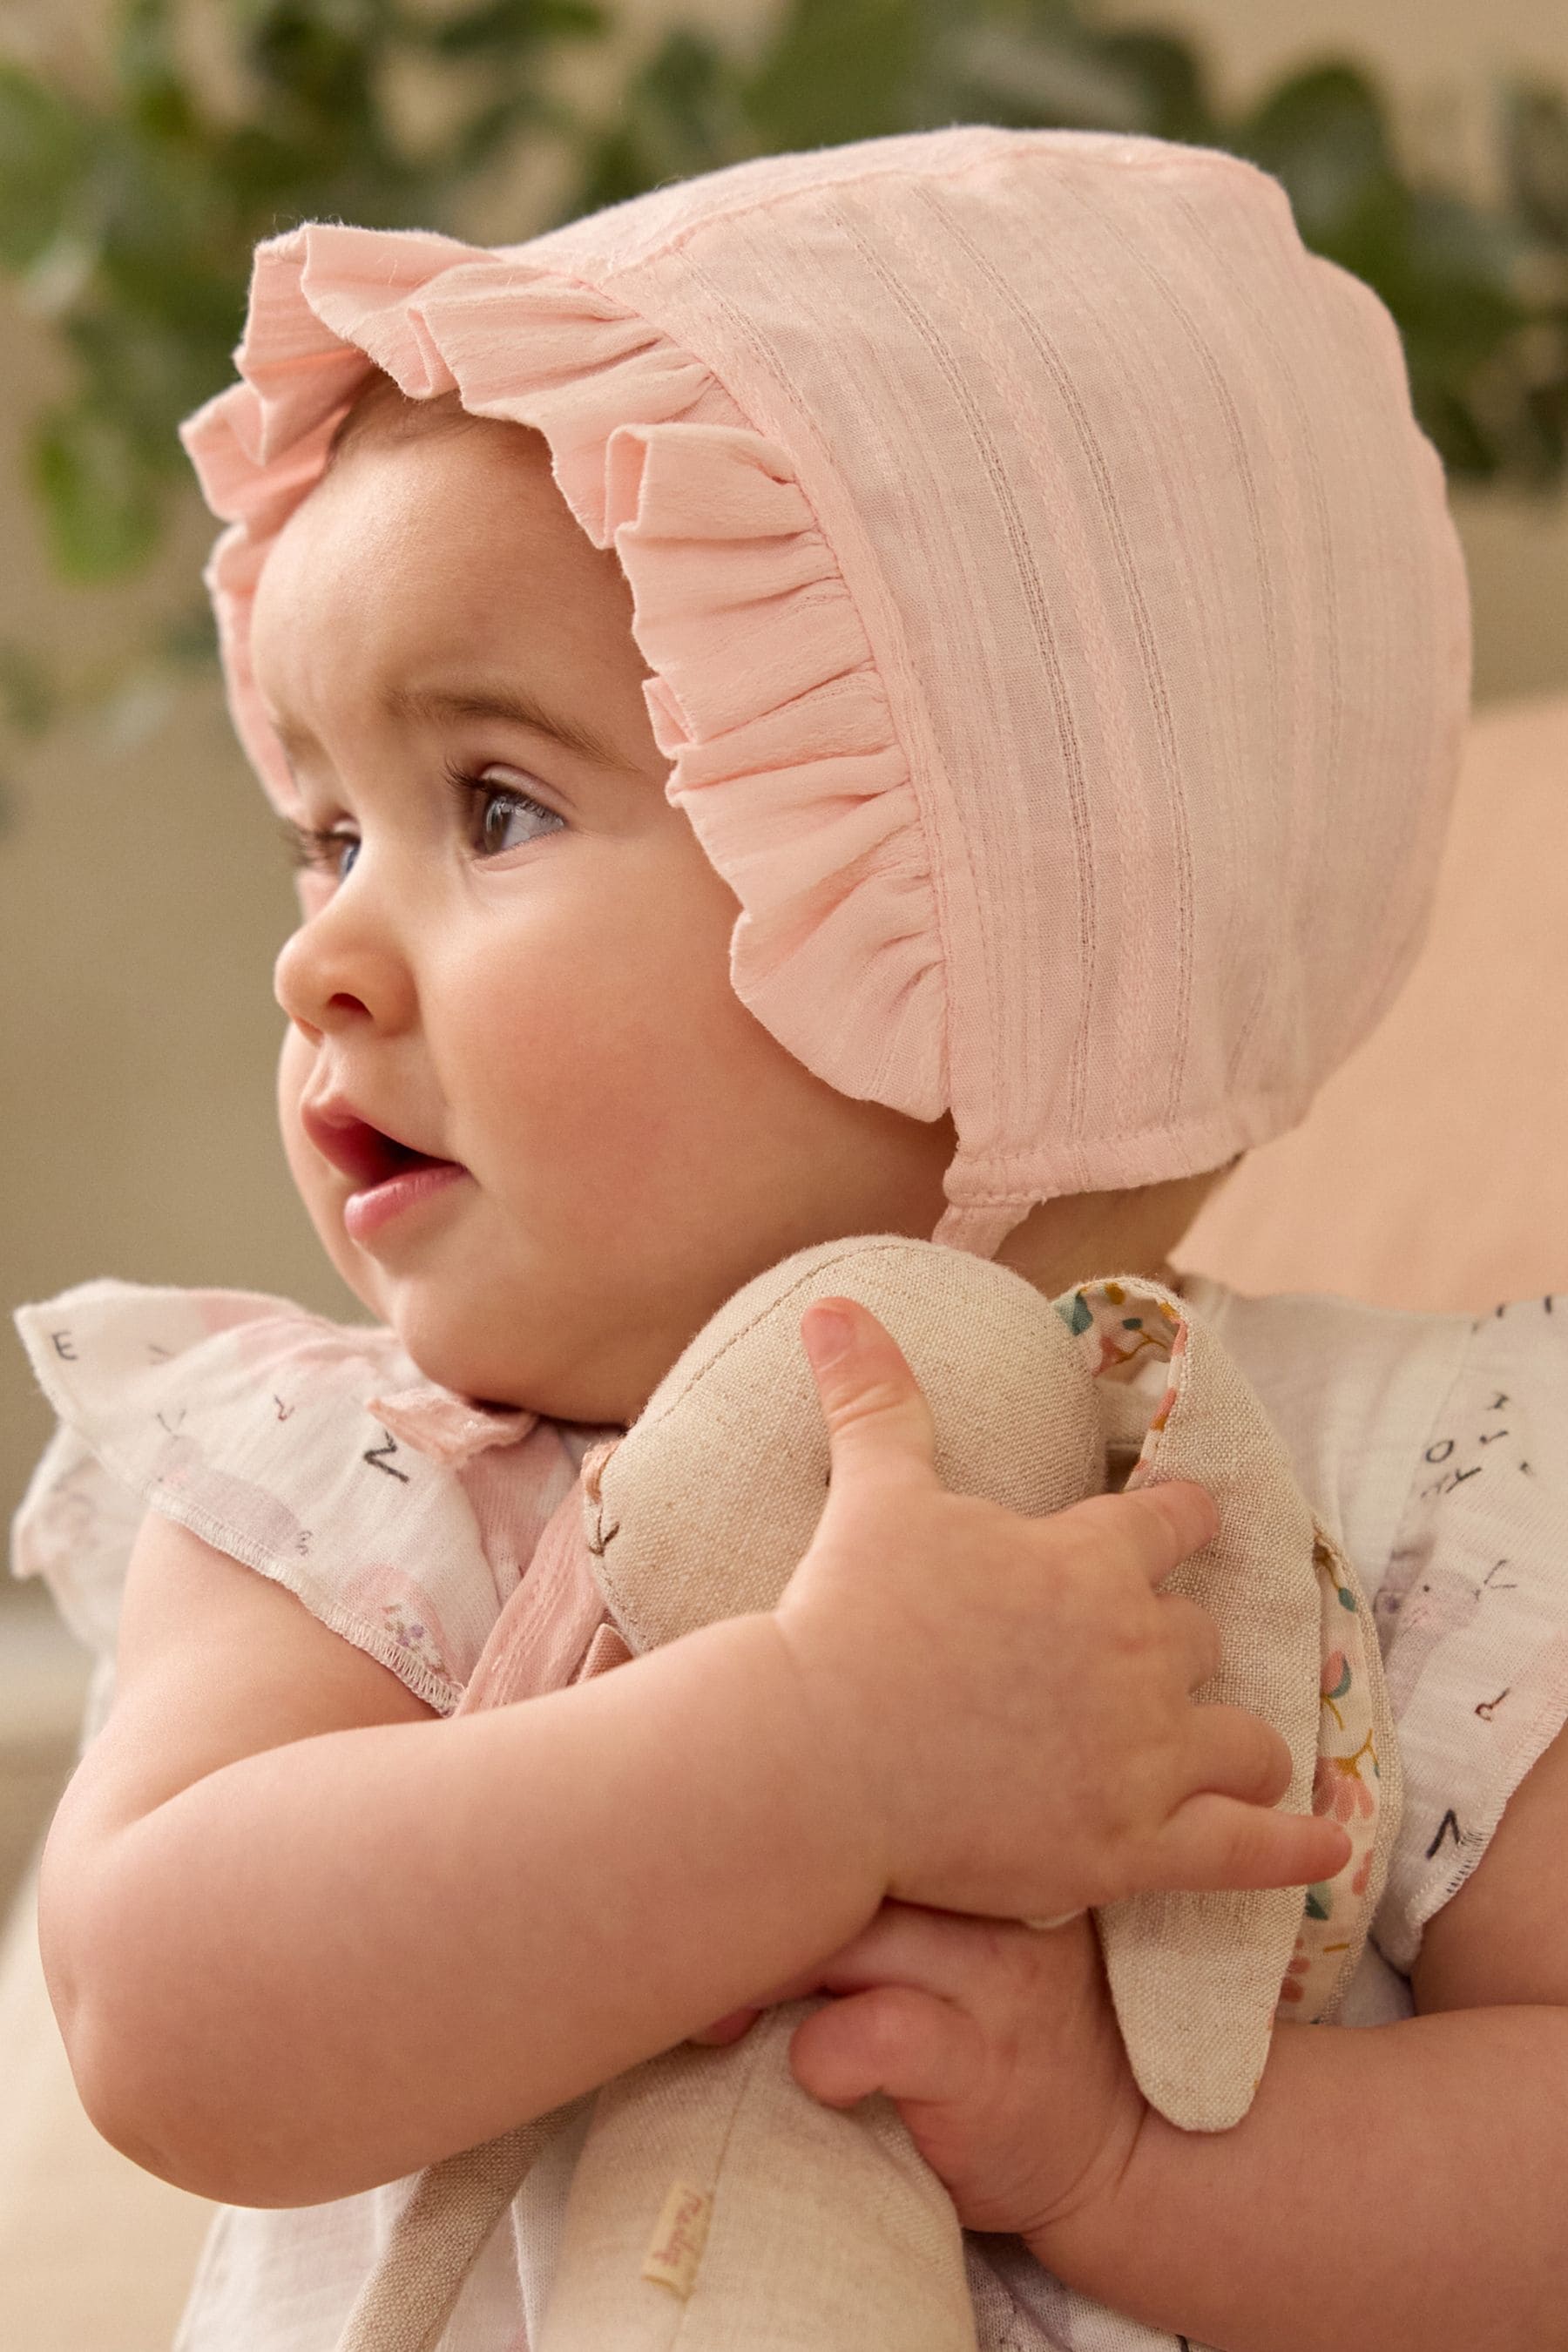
<box><xmin>178</xmin><ymin>125</ymin><xmax>1471</xmax><ymax>1254</ymax></box>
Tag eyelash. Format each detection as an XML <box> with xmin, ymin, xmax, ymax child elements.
<box><xmin>281</xmin><ymin>762</ymin><xmax>564</xmax><ymax>877</ymax></box>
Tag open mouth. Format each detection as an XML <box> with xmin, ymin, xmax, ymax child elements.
<box><xmin>342</xmin><ymin>1152</ymin><xmax>465</xmax><ymax>1244</ymax></box>
<box><xmin>301</xmin><ymin>1100</ymin><xmax>469</xmax><ymax>1242</ymax></box>
<box><xmin>303</xmin><ymin>1105</ymin><xmax>456</xmax><ymax>1186</ymax></box>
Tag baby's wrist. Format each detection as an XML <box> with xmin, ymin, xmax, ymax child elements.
<box><xmin>1022</xmin><ymin>2095</ymin><xmax>1153</xmax><ymax>2289</ymax></box>
<box><xmin>751</xmin><ymin>1606</ymin><xmax>892</xmax><ymax>1921</ymax></box>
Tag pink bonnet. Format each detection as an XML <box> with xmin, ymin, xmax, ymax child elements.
<box><xmin>178</xmin><ymin>125</ymin><xmax>1471</xmax><ymax>1255</ymax></box>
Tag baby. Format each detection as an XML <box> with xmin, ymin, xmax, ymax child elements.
<box><xmin>13</xmin><ymin>126</ymin><xmax>1568</xmax><ymax>2352</ymax></box>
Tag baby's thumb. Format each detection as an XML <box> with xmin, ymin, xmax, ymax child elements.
<box><xmin>801</xmin><ymin>1297</ymin><xmax>939</xmax><ymax>1489</ymax></box>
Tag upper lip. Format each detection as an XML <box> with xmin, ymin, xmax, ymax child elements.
<box><xmin>301</xmin><ymin>1093</ymin><xmax>462</xmax><ymax>1191</ymax></box>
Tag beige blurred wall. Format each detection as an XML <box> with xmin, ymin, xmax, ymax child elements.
<box><xmin>4</xmin><ymin>0</ymin><xmax>1568</xmax><ymax>1531</ymax></box>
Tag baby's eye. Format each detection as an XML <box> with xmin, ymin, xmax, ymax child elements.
<box><xmin>445</xmin><ymin>761</ymin><xmax>565</xmax><ymax>858</ymax></box>
<box><xmin>282</xmin><ymin>821</ymin><xmax>360</xmax><ymax>884</ymax></box>
<box><xmin>476</xmin><ymin>788</ymin><xmax>561</xmax><ymax>856</ymax></box>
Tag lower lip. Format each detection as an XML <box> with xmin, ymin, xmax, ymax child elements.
<box><xmin>342</xmin><ymin>1160</ymin><xmax>468</xmax><ymax>1245</ymax></box>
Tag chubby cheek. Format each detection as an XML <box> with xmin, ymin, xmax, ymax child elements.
<box><xmin>443</xmin><ymin>862</ymin><xmax>754</xmax><ymax>1247</ymax></box>
<box><xmin>474</xmin><ymin>1012</ymin><xmax>716</xmax><ymax>1233</ymax></box>
<box><xmin>275</xmin><ymin>1025</ymin><xmax>320</xmax><ymax>1214</ymax></box>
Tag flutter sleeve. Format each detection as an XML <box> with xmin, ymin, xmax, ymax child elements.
<box><xmin>11</xmin><ymin>1279</ymin><xmax>589</xmax><ymax>1720</ymax></box>
<box><xmin>1370</xmin><ymin>1294</ymin><xmax>1568</xmax><ymax>1972</ymax></box>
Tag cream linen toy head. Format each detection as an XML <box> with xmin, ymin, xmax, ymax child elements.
<box><xmin>335</xmin><ymin>1237</ymin><xmax>1401</xmax><ymax>2352</ymax></box>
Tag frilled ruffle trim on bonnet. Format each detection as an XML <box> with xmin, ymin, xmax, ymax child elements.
<box><xmin>178</xmin><ymin>222</ymin><xmax>948</xmax><ymax>1129</ymax></box>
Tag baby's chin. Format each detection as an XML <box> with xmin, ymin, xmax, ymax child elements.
<box><xmin>312</xmin><ymin>1227</ymin><xmax>589</xmax><ymax>1416</ymax></box>
<box><xmin>383</xmin><ymin>1283</ymin><xmax>652</xmax><ymax>1429</ymax></box>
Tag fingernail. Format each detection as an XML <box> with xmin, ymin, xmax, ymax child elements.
<box><xmin>1185</xmin><ymin>1482</ymin><xmax>1220</xmax><ymax>1540</ymax></box>
<box><xmin>802</xmin><ymin>1304</ymin><xmax>854</xmax><ymax>1368</ymax></box>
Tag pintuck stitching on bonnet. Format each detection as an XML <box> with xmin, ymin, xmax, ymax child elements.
<box><xmin>179</xmin><ymin>221</ymin><xmax>950</xmax><ymax>1124</ymax></box>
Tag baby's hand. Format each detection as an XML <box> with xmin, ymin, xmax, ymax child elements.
<box><xmin>774</xmin><ymin>1297</ymin><xmax>1350</xmax><ymax>1925</ymax></box>
<box><xmin>786</xmin><ymin>1900</ymin><xmax>1147</xmax><ymax>2254</ymax></box>
<box><xmin>690</xmin><ymin>1900</ymin><xmax>1146</xmax><ymax>2251</ymax></box>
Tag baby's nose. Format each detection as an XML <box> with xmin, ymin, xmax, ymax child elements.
<box><xmin>273</xmin><ymin>884</ymin><xmax>415</xmax><ymax>1037</ymax></box>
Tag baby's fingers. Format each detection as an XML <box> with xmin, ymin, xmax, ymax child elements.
<box><xmin>800</xmin><ymin>1296</ymin><xmax>940</xmax><ymax>1492</ymax></box>
<box><xmin>790</xmin><ymin>1983</ymin><xmax>971</xmax><ymax>2112</ymax></box>
<box><xmin>1060</xmin><ymin>1478</ymin><xmax>1220</xmax><ymax>1585</ymax></box>
<box><xmin>1139</xmin><ymin>1789</ymin><xmax>1351</xmax><ymax>1896</ymax></box>
<box><xmin>1184</xmin><ymin>1700</ymin><xmax>1295</xmax><ymax>1806</ymax></box>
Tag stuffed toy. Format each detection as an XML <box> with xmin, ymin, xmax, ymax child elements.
<box><xmin>335</xmin><ymin>1235</ymin><xmax>1401</xmax><ymax>2352</ymax></box>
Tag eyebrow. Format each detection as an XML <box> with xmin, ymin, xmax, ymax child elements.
<box><xmin>269</xmin><ymin>679</ymin><xmax>640</xmax><ymax>774</ymax></box>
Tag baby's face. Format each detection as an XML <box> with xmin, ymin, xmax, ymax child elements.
<box><xmin>250</xmin><ymin>414</ymin><xmax>956</xmax><ymax>1422</ymax></box>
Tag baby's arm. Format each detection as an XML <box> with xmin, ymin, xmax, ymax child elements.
<box><xmin>1036</xmin><ymin>1719</ymin><xmax>1568</xmax><ymax>2350</ymax></box>
<box><xmin>39</xmin><ymin>1512</ymin><xmax>879</xmax><ymax>2207</ymax></box>
<box><xmin>790</xmin><ymin>1722</ymin><xmax>1568</xmax><ymax>2351</ymax></box>
<box><xmin>39</xmin><ymin>1300</ymin><xmax>1342</xmax><ymax>2210</ymax></box>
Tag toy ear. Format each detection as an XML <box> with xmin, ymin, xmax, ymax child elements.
<box><xmin>583</xmin><ymin>1233</ymin><xmax>1105</xmax><ymax>1654</ymax></box>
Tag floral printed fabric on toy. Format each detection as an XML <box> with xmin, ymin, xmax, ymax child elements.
<box><xmin>1056</xmin><ymin>1278</ymin><xmax>1393</xmax><ymax>2025</ymax></box>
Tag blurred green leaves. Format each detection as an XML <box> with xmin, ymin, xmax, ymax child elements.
<box><xmin>2</xmin><ymin>0</ymin><xmax>1568</xmax><ymax>769</ymax></box>
<box><xmin>3</xmin><ymin>0</ymin><xmax>606</xmax><ymax>591</ymax></box>
<box><xmin>574</xmin><ymin>6</ymin><xmax>1568</xmax><ymax>497</ymax></box>
<box><xmin>0</xmin><ymin>0</ymin><xmax>606</xmax><ymax>783</ymax></box>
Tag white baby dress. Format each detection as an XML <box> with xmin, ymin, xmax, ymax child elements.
<box><xmin>11</xmin><ymin>1268</ymin><xmax>1568</xmax><ymax>2352</ymax></box>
